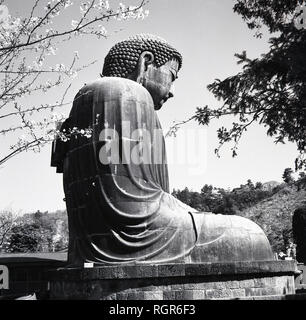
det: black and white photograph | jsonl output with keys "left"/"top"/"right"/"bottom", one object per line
{"left": 0, "top": 0, "right": 306, "bottom": 307}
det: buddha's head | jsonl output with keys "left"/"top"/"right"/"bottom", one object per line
{"left": 102, "top": 34, "right": 182, "bottom": 110}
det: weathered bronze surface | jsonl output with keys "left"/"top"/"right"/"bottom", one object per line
{"left": 51, "top": 34, "right": 274, "bottom": 265}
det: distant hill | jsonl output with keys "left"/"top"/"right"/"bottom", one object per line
{"left": 239, "top": 185, "right": 306, "bottom": 253}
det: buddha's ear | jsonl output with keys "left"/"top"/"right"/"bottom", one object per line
{"left": 136, "top": 51, "right": 154, "bottom": 83}
{"left": 141, "top": 51, "right": 154, "bottom": 67}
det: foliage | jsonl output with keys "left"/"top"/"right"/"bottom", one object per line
{"left": 3, "top": 209, "right": 68, "bottom": 253}
{"left": 0, "top": 0, "right": 148, "bottom": 166}
{"left": 233, "top": 0, "right": 303, "bottom": 35}
{"left": 282, "top": 167, "right": 306, "bottom": 190}
{"left": 7, "top": 223, "right": 42, "bottom": 252}
{"left": 193, "top": 0, "right": 306, "bottom": 170}
{"left": 173, "top": 179, "right": 276, "bottom": 215}
{"left": 296, "top": 171, "right": 306, "bottom": 190}
{"left": 282, "top": 167, "right": 295, "bottom": 184}
{"left": 0, "top": 210, "right": 17, "bottom": 250}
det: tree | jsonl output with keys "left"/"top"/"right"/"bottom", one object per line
{"left": 0, "top": 210, "right": 17, "bottom": 251}
{"left": 7, "top": 223, "right": 42, "bottom": 252}
{"left": 296, "top": 171, "right": 306, "bottom": 190}
{"left": 0, "top": 0, "right": 148, "bottom": 166}
{"left": 246, "top": 179, "right": 255, "bottom": 190}
{"left": 186, "top": 0, "right": 306, "bottom": 171}
{"left": 200, "top": 184, "right": 218, "bottom": 211}
{"left": 282, "top": 167, "right": 295, "bottom": 184}
{"left": 172, "top": 179, "right": 274, "bottom": 215}
{"left": 1, "top": 209, "right": 69, "bottom": 253}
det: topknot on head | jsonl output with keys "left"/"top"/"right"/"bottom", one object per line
{"left": 102, "top": 34, "right": 182, "bottom": 78}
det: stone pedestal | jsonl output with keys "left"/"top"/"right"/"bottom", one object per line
{"left": 47, "top": 260, "right": 298, "bottom": 300}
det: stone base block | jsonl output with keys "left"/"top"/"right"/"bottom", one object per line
{"left": 47, "top": 260, "right": 298, "bottom": 300}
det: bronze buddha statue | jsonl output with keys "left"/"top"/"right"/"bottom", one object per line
{"left": 51, "top": 34, "right": 274, "bottom": 265}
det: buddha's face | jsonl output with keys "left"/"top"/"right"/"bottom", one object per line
{"left": 141, "top": 59, "right": 179, "bottom": 110}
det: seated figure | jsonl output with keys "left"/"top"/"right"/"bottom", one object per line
{"left": 51, "top": 34, "right": 274, "bottom": 265}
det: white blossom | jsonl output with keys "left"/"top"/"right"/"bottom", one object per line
{"left": 64, "top": 0, "right": 73, "bottom": 9}
{"left": 0, "top": 0, "right": 148, "bottom": 165}
{"left": 47, "top": 46, "right": 57, "bottom": 55}
{"left": 71, "top": 19, "right": 78, "bottom": 28}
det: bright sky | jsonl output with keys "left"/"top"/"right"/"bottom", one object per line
{"left": 0, "top": 0, "right": 300, "bottom": 213}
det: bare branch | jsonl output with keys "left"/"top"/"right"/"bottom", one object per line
{"left": 0, "top": 0, "right": 149, "bottom": 164}
{"left": 165, "top": 115, "right": 196, "bottom": 137}
{"left": 0, "top": 138, "right": 46, "bottom": 166}
{"left": 0, "top": 101, "right": 71, "bottom": 120}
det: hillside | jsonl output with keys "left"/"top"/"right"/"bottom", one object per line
{"left": 239, "top": 186, "right": 306, "bottom": 253}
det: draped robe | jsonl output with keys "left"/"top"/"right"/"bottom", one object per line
{"left": 52, "top": 77, "right": 274, "bottom": 265}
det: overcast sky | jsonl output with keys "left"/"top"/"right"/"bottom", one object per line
{"left": 0, "top": 0, "right": 300, "bottom": 214}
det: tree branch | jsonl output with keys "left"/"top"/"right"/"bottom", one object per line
{"left": 0, "top": 138, "right": 46, "bottom": 166}
{"left": 0, "top": 0, "right": 146, "bottom": 52}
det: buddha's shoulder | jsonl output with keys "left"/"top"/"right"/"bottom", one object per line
{"left": 77, "top": 77, "right": 151, "bottom": 101}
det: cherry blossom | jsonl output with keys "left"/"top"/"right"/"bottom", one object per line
{"left": 0, "top": 0, "right": 148, "bottom": 166}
